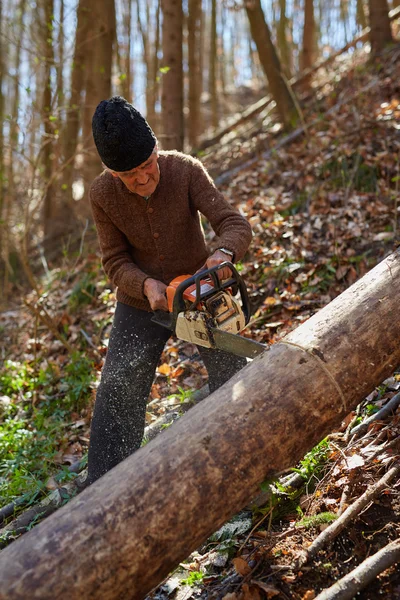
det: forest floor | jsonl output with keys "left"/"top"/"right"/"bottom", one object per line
{"left": 1, "top": 41, "right": 400, "bottom": 599}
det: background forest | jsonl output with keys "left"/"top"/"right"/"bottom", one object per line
{"left": 1, "top": 0, "right": 400, "bottom": 599}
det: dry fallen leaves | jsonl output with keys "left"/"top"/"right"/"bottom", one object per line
{"left": 232, "top": 557, "right": 252, "bottom": 576}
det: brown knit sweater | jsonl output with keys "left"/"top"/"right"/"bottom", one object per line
{"left": 90, "top": 150, "right": 252, "bottom": 311}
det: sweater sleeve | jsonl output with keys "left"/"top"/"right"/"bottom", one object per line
{"left": 90, "top": 187, "right": 150, "bottom": 300}
{"left": 188, "top": 158, "right": 252, "bottom": 261}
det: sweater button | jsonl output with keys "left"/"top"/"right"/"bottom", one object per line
{"left": 148, "top": 207, "right": 154, "bottom": 213}
{"left": 153, "top": 232, "right": 159, "bottom": 239}
{"left": 159, "top": 254, "right": 165, "bottom": 261}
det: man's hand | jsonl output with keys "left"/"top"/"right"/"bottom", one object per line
{"left": 143, "top": 278, "right": 168, "bottom": 311}
{"left": 200, "top": 249, "right": 233, "bottom": 280}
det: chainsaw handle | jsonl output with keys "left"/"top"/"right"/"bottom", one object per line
{"left": 172, "top": 261, "right": 251, "bottom": 325}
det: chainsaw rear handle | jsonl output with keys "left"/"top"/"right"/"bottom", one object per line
{"left": 172, "top": 261, "right": 251, "bottom": 325}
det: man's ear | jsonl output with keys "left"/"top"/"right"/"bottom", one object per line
{"left": 110, "top": 171, "right": 119, "bottom": 178}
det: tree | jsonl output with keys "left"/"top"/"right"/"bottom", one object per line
{"left": 356, "top": 0, "right": 368, "bottom": 30}
{"left": 81, "top": 0, "right": 116, "bottom": 206}
{"left": 209, "top": 0, "right": 218, "bottom": 130}
{"left": 61, "top": 0, "right": 92, "bottom": 222}
{"left": 277, "top": 0, "right": 292, "bottom": 79}
{"left": 368, "top": 0, "right": 393, "bottom": 53}
{"left": 244, "top": 0, "right": 298, "bottom": 130}
{"left": 137, "top": 0, "right": 161, "bottom": 131}
{"left": 187, "top": 0, "right": 202, "bottom": 148}
{"left": 300, "top": 0, "right": 315, "bottom": 72}
{"left": 41, "top": 0, "right": 56, "bottom": 241}
{"left": 161, "top": 0, "right": 184, "bottom": 150}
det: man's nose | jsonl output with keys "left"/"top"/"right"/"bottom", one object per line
{"left": 136, "top": 171, "right": 148, "bottom": 184}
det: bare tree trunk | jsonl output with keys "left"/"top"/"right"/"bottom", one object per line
{"left": 357, "top": 0, "right": 368, "bottom": 29}
{"left": 57, "top": 0, "right": 64, "bottom": 111}
{"left": 368, "top": 0, "right": 393, "bottom": 52}
{"left": 277, "top": 0, "right": 292, "bottom": 78}
{"left": 161, "top": 0, "right": 184, "bottom": 150}
{"left": 299, "top": 0, "right": 315, "bottom": 91}
{"left": 218, "top": 3, "right": 226, "bottom": 99}
{"left": 0, "top": 0, "right": 6, "bottom": 301}
{"left": 188, "top": 0, "right": 202, "bottom": 148}
{"left": 1, "top": 251, "right": 400, "bottom": 599}
{"left": 300, "top": 0, "right": 315, "bottom": 71}
{"left": 150, "top": 0, "right": 161, "bottom": 131}
{"left": 41, "top": 0, "right": 56, "bottom": 242}
{"left": 209, "top": 0, "right": 218, "bottom": 130}
{"left": 81, "top": 0, "right": 115, "bottom": 210}
{"left": 120, "top": 0, "right": 132, "bottom": 100}
{"left": 245, "top": 0, "right": 298, "bottom": 130}
{"left": 61, "top": 0, "right": 92, "bottom": 229}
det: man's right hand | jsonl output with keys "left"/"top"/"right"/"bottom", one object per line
{"left": 143, "top": 278, "right": 168, "bottom": 311}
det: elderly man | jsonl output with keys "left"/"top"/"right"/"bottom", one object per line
{"left": 87, "top": 96, "right": 252, "bottom": 485}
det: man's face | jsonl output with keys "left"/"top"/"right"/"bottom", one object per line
{"left": 111, "top": 151, "right": 160, "bottom": 196}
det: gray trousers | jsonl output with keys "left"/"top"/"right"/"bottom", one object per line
{"left": 86, "top": 302, "right": 247, "bottom": 484}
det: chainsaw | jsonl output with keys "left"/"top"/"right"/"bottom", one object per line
{"left": 151, "top": 262, "right": 265, "bottom": 359}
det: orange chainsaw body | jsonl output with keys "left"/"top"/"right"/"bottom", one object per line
{"left": 167, "top": 275, "right": 215, "bottom": 312}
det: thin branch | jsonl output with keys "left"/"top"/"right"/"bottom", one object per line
{"left": 350, "top": 391, "right": 400, "bottom": 439}
{"left": 314, "top": 538, "right": 400, "bottom": 600}
{"left": 294, "top": 462, "right": 400, "bottom": 568}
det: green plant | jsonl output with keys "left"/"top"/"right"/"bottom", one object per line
{"left": 0, "top": 353, "right": 94, "bottom": 503}
{"left": 61, "top": 352, "right": 94, "bottom": 411}
{"left": 292, "top": 438, "right": 331, "bottom": 483}
{"left": 181, "top": 570, "right": 204, "bottom": 586}
{"left": 68, "top": 272, "right": 97, "bottom": 311}
{"left": 297, "top": 512, "right": 337, "bottom": 529}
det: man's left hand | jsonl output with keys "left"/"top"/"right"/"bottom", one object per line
{"left": 201, "top": 250, "right": 233, "bottom": 280}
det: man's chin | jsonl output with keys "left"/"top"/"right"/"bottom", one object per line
{"left": 129, "top": 182, "right": 157, "bottom": 196}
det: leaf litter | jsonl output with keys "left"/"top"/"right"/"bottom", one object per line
{"left": 1, "top": 39, "right": 400, "bottom": 600}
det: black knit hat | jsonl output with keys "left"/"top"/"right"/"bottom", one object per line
{"left": 92, "top": 96, "right": 157, "bottom": 171}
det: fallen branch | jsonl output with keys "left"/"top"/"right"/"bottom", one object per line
{"left": 349, "top": 391, "right": 400, "bottom": 440}
{"left": 0, "top": 459, "right": 86, "bottom": 527}
{"left": 295, "top": 462, "right": 400, "bottom": 568}
{"left": 0, "top": 472, "right": 86, "bottom": 548}
{"left": 314, "top": 537, "right": 400, "bottom": 600}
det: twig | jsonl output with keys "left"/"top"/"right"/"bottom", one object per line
{"left": 23, "top": 298, "right": 74, "bottom": 354}
{"left": 314, "top": 538, "right": 400, "bottom": 600}
{"left": 349, "top": 391, "right": 400, "bottom": 439}
{"left": 294, "top": 463, "right": 400, "bottom": 568}
{"left": 0, "top": 472, "right": 87, "bottom": 548}
{"left": 80, "top": 329, "right": 102, "bottom": 357}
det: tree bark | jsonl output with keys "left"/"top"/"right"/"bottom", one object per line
{"left": 277, "top": 0, "right": 292, "bottom": 78}
{"left": 300, "top": 0, "right": 315, "bottom": 83}
{"left": 161, "top": 0, "right": 184, "bottom": 150}
{"left": 368, "top": 0, "right": 393, "bottom": 53}
{"left": 357, "top": 0, "right": 368, "bottom": 29}
{"left": 209, "top": 0, "right": 218, "bottom": 130}
{"left": 41, "top": 0, "right": 56, "bottom": 242}
{"left": 80, "top": 0, "right": 115, "bottom": 216}
{"left": 2, "top": 250, "right": 400, "bottom": 598}
{"left": 60, "top": 0, "right": 92, "bottom": 227}
{"left": 244, "top": 0, "right": 298, "bottom": 130}
{"left": 188, "top": 0, "right": 202, "bottom": 148}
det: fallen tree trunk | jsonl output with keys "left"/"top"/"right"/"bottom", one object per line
{"left": 1, "top": 250, "right": 400, "bottom": 599}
